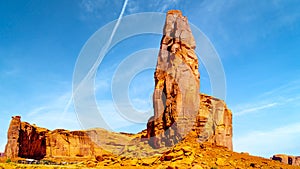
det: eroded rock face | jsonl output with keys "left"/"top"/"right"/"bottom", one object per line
{"left": 147, "top": 10, "right": 232, "bottom": 150}
{"left": 5, "top": 116, "right": 48, "bottom": 160}
{"left": 46, "top": 129, "right": 102, "bottom": 158}
{"left": 4, "top": 116, "right": 104, "bottom": 159}
{"left": 197, "top": 94, "right": 233, "bottom": 150}
{"left": 18, "top": 122, "right": 48, "bottom": 159}
{"left": 147, "top": 10, "right": 200, "bottom": 149}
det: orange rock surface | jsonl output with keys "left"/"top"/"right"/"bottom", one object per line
{"left": 4, "top": 116, "right": 104, "bottom": 160}
{"left": 146, "top": 10, "right": 232, "bottom": 150}
{"left": 4, "top": 116, "right": 21, "bottom": 159}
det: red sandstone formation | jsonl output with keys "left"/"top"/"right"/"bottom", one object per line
{"left": 45, "top": 129, "right": 103, "bottom": 158}
{"left": 4, "top": 116, "right": 137, "bottom": 160}
{"left": 197, "top": 94, "right": 232, "bottom": 150}
{"left": 4, "top": 116, "right": 105, "bottom": 160}
{"left": 147, "top": 10, "right": 200, "bottom": 149}
{"left": 4, "top": 116, "right": 21, "bottom": 159}
{"left": 18, "top": 121, "right": 48, "bottom": 159}
{"left": 146, "top": 10, "right": 232, "bottom": 150}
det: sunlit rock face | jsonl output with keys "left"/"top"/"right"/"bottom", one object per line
{"left": 4, "top": 116, "right": 21, "bottom": 159}
{"left": 198, "top": 94, "right": 233, "bottom": 150}
{"left": 4, "top": 116, "right": 104, "bottom": 160}
{"left": 146, "top": 10, "right": 232, "bottom": 150}
{"left": 146, "top": 10, "right": 200, "bottom": 148}
{"left": 45, "top": 129, "right": 103, "bottom": 158}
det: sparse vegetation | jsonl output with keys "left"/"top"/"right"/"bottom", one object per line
{"left": 5, "top": 158, "right": 11, "bottom": 163}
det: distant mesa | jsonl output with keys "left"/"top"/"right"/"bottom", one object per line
{"left": 271, "top": 154, "right": 300, "bottom": 166}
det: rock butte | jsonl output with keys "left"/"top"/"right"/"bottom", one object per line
{"left": 146, "top": 10, "right": 232, "bottom": 150}
{"left": 4, "top": 116, "right": 103, "bottom": 160}
{"left": 3, "top": 10, "right": 298, "bottom": 168}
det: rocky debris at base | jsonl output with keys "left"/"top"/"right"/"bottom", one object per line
{"left": 1, "top": 138, "right": 299, "bottom": 169}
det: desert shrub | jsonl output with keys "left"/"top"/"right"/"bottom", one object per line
{"left": 6, "top": 158, "right": 11, "bottom": 163}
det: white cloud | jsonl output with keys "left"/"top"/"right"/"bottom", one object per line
{"left": 126, "top": 0, "right": 139, "bottom": 14}
{"left": 131, "top": 97, "right": 152, "bottom": 112}
{"left": 27, "top": 106, "right": 49, "bottom": 117}
{"left": 232, "top": 80, "right": 300, "bottom": 157}
{"left": 25, "top": 91, "right": 81, "bottom": 130}
{"left": 159, "top": 0, "right": 180, "bottom": 12}
{"left": 87, "top": 99, "right": 150, "bottom": 131}
{"left": 80, "top": 0, "right": 106, "bottom": 13}
{"left": 234, "top": 102, "right": 278, "bottom": 117}
{"left": 124, "top": 0, "right": 181, "bottom": 14}
{"left": 259, "top": 80, "right": 300, "bottom": 98}
{"left": 234, "top": 122, "right": 300, "bottom": 157}
{"left": 79, "top": 0, "right": 123, "bottom": 21}
{"left": 232, "top": 80, "right": 300, "bottom": 117}
{"left": 3, "top": 68, "right": 18, "bottom": 76}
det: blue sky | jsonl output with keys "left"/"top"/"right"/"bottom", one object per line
{"left": 0, "top": 0, "right": 300, "bottom": 158}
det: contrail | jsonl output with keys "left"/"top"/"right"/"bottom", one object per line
{"left": 85, "top": 0, "right": 129, "bottom": 80}
{"left": 61, "top": 0, "right": 129, "bottom": 119}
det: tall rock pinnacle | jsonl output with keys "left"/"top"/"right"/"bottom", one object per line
{"left": 147, "top": 10, "right": 232, "bottom": 150}
{"left": 147, "top": 10, "right": 200, "bottom": 148}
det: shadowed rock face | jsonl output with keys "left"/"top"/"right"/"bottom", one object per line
{"left": 5, "top": 116, "right": 48, "bottom": 160}
{"left": 18, "top": 121, "right": 47, "bottom": 159}
{"left": 146, "top": 10, "right": 232, "bottom": 150}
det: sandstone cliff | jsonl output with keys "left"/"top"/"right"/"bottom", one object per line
{"left": 146, "top": 10, "right": 232, "bottom": 150}
{"left": 45, "top": 129, "right": 102, "bottom": 158}
{"left": 4, "top": 116, "right": 137, "bottom": 160}
{"left": 5, "top": 116, "right": 52, "bottom": 160}
{"left": 4, "top": 116, "right": 95, "bottom": 159}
